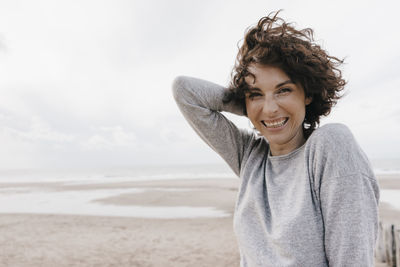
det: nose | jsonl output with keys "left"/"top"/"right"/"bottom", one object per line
{"left": 262, "top": 95, "right": 279, "bottom": 115}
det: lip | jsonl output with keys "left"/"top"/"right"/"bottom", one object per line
{"left": 261, "top": 117, "right": 288, "bottom": 132}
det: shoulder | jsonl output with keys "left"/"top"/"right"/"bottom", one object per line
{"left": 244, "top": 132, "right": 269, "bottom": 156}
{"left": 306, "top": 123, "right": 359, "bottom": 156}
{"left": 305, "top": 123, "right": 374, "bottom": 179}
{"left": 305, "top": 123, "right": 359, "bottom": 155}
{"left": 308, "top": 123, "right": 354, "bottom": 145}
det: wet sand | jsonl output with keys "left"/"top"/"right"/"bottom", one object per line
{"left": 377, "top": 174, "right": 400, "bottom": 225}
{"left": 0, "top": 175, "right": 398, "bottom": 266}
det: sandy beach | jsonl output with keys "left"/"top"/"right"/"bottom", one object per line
{"left": 0, "top": 175, "right": 398, "bottom": 266}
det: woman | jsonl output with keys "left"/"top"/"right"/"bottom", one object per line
{"left": 172, "top": 11, "right": 379, "bottom": 266}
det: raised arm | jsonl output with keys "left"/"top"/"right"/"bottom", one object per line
{"left": 172, "top": 76, "right": 253, "bottom": 176}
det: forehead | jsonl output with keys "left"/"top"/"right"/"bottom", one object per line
{"left": 245, "top": 64, "right": 290, "bottom": 87}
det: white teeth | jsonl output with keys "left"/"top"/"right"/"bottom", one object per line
{"left": 263, "top": 119, "right": 287, "bottom": 128}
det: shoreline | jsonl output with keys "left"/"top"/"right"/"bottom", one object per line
{"left": 0, "top": 178, "right": 240, "bottom": 266}
{"left": 0, "top": 176, "right": 398, "bottom": 266}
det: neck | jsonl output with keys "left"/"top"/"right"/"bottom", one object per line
{"left": 269, "top": 134, "right": 306, "bottom": 156}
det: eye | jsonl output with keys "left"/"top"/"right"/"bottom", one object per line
{"left": 247, "top": 92, "right": 263, "bottom": 100}
{"left": 277, "top": 87, "right": 292, "bottom": 94}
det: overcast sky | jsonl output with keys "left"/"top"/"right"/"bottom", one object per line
{"left": 0, "top": 0, "right": 399, "bottom": 170}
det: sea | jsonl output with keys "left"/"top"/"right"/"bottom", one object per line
{"left": 0, "top": 159, "right": 399, "bottom": 218}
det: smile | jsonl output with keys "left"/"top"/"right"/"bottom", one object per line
{"left": 262, "top": 118, "right": 288, "bottom": 128}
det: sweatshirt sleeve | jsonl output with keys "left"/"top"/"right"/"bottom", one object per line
{"left": 320, "top": 172, "right": 379, "bottom": 266}
{"left": 172, "top": 76, "right": 253, "bottom": 176}
{"left": 307, "top": 124, "right": 380, "bottom": 266}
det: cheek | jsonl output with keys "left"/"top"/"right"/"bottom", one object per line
{"left": 246, "top": 103, "right": 262, "bottom": 127}
{"left": 292, "top": 103, "right": 307, "bottom": 121}
{"left": 245, "top": 101, "right": 256, "bottom": 118}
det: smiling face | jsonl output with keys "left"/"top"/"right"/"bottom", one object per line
{"left": 245, "top": 64, "right": 312, "bottom": 156}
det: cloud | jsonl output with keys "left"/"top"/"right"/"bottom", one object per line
{"left": 0, "top": 34, "right": 6, "bottom": 52}
{"left": 1, "top": 115, "right": 75, "bottom": 144}
{"left": 81, "top": 126, "right": 136, "bottom": 151}
{"left": 0, "top": 0, "right": 399, "bottom": 169}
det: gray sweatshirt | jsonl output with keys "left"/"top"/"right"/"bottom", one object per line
{"left": 172, "top": 76, "right": 379, "bottom": 267}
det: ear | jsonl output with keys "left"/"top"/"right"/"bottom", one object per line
{"left": 305, "top": 96, "right": 312, "bottom": 106}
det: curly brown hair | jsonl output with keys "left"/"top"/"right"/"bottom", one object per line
{"left": 225, "top": 10, "right": 345, "bottom": 137}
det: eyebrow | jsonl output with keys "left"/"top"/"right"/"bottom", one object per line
{"left": 247, "top": 79, "right": 294, "bottom": 91}
{"left": 275, "top": 80, "right": 294, "bottom": 88}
